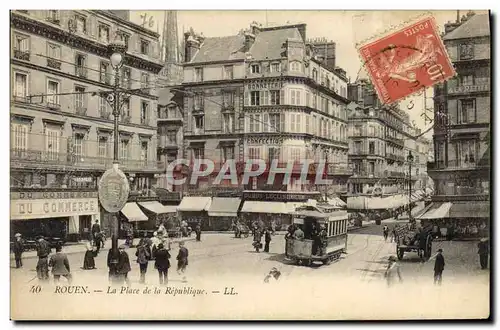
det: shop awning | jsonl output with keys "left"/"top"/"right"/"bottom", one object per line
{"left": 121, "top": 203, "right": 148, "bottom": 222}
{"left": 365, "top": 197, "right": 387, "bottom": 210}
{"left": 241, "top": 201, "right": 288, "bottom": 214}
{"left": 138, "top": 201, "right": 177, "bottom": 214}
{"left": 177, "top": 197, "right": 212, "bottom": 212}
{"left": 418, "top": 202, "right": 453, "bottom": 220}
{"left": 327, "top": 197, "right": 346, "bottom": 208}
{"left": 449, "top": 201, "right": 490, "bottom": 218}
{"left": 207, "top": 197, "right": 241, "bottom": 217}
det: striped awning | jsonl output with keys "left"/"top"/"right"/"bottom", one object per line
{"left": 121, "top": 203, "right": 148, "bottom": 222}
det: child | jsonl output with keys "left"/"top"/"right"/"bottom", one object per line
{"left": 176, "top": 241, "right": 189, "bottom": 283}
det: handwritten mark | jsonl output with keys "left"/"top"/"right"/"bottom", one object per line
{"left": 407, "top": 101, "right": 415, "bottom": 110}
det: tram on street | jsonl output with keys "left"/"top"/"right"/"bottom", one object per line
{"left": 285, "top": 204, "right": 348, "bottom": 266}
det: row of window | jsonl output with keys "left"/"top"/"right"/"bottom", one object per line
{"left": 10, "top": 125, "right": 151, "bottom": 162}
{"left": 435, "top": 140, "right": 479, "bottom": 168}
{"left": 17, "top": 10, "right": 152, "bottom": 56}
{"left": 13, "top": 32, "right": 152, "bottom": 90}
{"left": 246, "top": 89, "right": 347, "bottom": 119}
{"left": 13, "top": 72, "right": 152, "bottom": 125}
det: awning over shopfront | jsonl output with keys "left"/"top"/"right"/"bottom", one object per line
{"left": 121, "top": 203, "right": 148, "bottom": 222}
{"left": 449, "top": 201, "right": 490, "bottom": 218}
{"left": 177, "top": 197, "right": 212, "bottom": 212}
{"left": 207, "top": 198, "right": 241, "bottom": 217}
{"left": 241, "top": 201, "right": 288, "bottom": 214}
{"left": 418, "top": 202, "right": 453, "bottom": 220}
{"left": 327, "top": 197, "right": 346, "bottom": 208}
{"left": 138, "top": 201, "right": 177, "bottom": 214}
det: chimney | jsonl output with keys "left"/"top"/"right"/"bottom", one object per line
{"left": 244, "top": 31, "right": 256, "bottom": 52}
{"left": 184, "top": 31, "right": 200, "bottom": 62}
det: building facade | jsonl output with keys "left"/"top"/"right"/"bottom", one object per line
{"left": 346, "top": 80, "right": 428, "bottom": 198}
{"left": 10, "top": 10, "right": 164, "bottom": 240}
{"left": 424, "top": 12, "right": 490, "bottom": 238}
{"left": 175, "top": 23, "right": 351, "bottom": 229}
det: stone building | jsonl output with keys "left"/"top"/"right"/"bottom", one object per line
{"left": 10, "top": 10, "right": 164, "bottom": 240}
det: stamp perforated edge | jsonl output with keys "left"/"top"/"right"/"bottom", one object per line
{"left": 354, "top": 11, "right": 458, "bottom": 105}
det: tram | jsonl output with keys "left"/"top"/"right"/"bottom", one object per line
{"left": 285, "top": 204, "right": 348, "bottom": 266}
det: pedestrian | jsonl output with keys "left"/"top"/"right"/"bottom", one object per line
{"left": 429, "top": 248, "right": 445, "bottom": 285}
{"left": 383, "top": 225, "right": 389, "bottom": 242}
{"left": 151, "top": 231, "right": 161, "bottom": 259}
{"left": 384, "top": 256, "right": 403, "bottom": 287}
{"left": 116, "top": 244, "right": 131, "bottom": 286}
{"left": 253, "top": 228, "right": 263, "bottom": 252}
{"left": 154, "top": 243, "right": 171, "bottom": 285}
{"left": 195, "top": 224, "right": 201, "bottom": 242}
{"left": 91, "top": 219, "right": 101, "bottom": 246}
{"left": 94, "top": 231, "right": 102, "bottom": 254}
{"left": 391, "top": 226, "right": 397, "bottom": 243}
{"left": 36, "top": 236, "right": 51, "bottom": 281}
{"left": 13, "top": 233, "right": 24, "bottom": 269}
{"left": 264, "top": 228, "right": 272, "bottom": 253}
{"left": 478, "top": 238, "right": 489, "bottom": 270}
{"left": 82, "top": 242, "right": 97, "bottom": 270}
{"left": 135, "top": 240, "right": 151, "bottom": 284}
{"left": 271, "top": 220, "right": 276, "bottom": 235}
{"left": 293, "top": 225, "right": 304, "bottom": 239}
{"left": 49, "top": 244, "right": 72, "bottom": 284}
{"left": 176, "top": 241, "right": 189, "bottom": 283}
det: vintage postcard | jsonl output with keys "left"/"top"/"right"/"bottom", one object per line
{"left": 9, "top": 9, "right": 491, "bottom": 320}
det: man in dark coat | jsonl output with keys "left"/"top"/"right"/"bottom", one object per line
{"left": 49, "top": 245, "right": 72, "bottom": 283}
{"left": 176, "top": 241, "right": 189, "bottom": 282}
{"left": 135, "top": 241, "right": 150, "bottom": 284}
{"left": 154, "top": 243, "right": 171, "bottom": 285}
{"left": 116, "top": 244, "right": 131, "bottom": 286}
{"left": 195, "top": 224, "right": 201, "bottom": 242}
{"left": 91, "top": 220, "right": 101, "bottom": 245}
{"left": 264, "top": 229, "right": 272, "bottom": 253}
{"left": 478, "top": 238, "right": 489, "bottom": 270}
{"left": 13, "top": 233, "right": 24, "bottom": 268}
{"left": 36, "top": 236, "right": 51, "bottom": 281}
{"left": 430, "top": 248, "right": 445, "bottom": 285}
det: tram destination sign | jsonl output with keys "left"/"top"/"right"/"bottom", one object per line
{"left": 98, "top": 166, "right": 130, "bottom": 213}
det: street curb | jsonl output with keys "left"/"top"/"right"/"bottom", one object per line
{"left": 10, "top": 237, "right": 196, "bottom": 261}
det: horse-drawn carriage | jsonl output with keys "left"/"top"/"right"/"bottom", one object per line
{"left": 394, "top": 224, "right": 433, "bottom": 260}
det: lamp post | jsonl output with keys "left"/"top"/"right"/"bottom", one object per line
{"left": 407, "top": 151, "right": 414, "bottom": 222}
{"left": 98, "top": 36, "right": 130, "bottom": 283}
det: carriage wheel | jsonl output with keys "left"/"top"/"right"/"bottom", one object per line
{"left": 397, "top": 248, "right": 404, "bottom": 260}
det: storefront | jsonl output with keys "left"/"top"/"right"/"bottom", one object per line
{"left": 119, "top": 202, "right": 148, "bottom": 237}
{"left": 419, "top": 201, "right": 489, "bottom": 239}
{"left": 137, "top": 201, "right": 177, "bottom": 231}
{"left": 177, "top": 197, "right": 212, "bottom": 230}
{"left": 207, "top": 197, "right": 242, "bottom": 231}
{"left": 10, "top": 190, "right": 99, "bottom": 242}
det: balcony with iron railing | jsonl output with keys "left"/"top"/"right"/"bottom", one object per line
{"left": 428, "top": 159, "right": 489, "bottom": 171}
{"left": 75, "top": 66, "right": 87, "bottom": 78}
{"left": 10, "top": 149, "right": 164, "bottom": 172}
{"left": 13, "top": 49, "right": 30, "bottom": 61}
{"left": 157, "top": 110, "right": 183, "bottom": 122}
{"left": 158, "top": 136, "right": 179, "bottom": 149}
{"left": 386, "top": 135, "right": 405, "bottom": 146}
{"left": 46, "top": 58, "right": 61, "bottom": 70}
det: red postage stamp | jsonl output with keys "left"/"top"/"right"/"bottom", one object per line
{"left": 358, "top": 16, "right": 455, "bottom": 105}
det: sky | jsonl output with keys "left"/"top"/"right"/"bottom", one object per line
{"left": 129, "top": 10, "right": 471, "bottom": 136}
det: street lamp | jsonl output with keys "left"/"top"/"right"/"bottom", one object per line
{"left": 98, "top": 36, "right": 130, "bottom": 283}
{"left": 407, "top": 151, "right": 414, "bottom": 222}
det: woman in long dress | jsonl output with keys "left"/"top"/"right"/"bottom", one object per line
{"left": 82, "top": 243, "right": 97, "bottom": 270}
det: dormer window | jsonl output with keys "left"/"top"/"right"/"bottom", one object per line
{"left": 251, "top": 64, "right": 260, "bottom": 74}
{"left": 290, "top": 61, "right": 302, "bottom": 72}
{"left": 270, "top": 62, "right": 281, "bottom": 73}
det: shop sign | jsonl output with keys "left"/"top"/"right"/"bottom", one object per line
{"left": 11, "top": 191, "right": 98, "bottom": 200}
{"left": 72, "top": 177, "right": 93, "bottom": 183}
{"left": 248, "top": 80, "right": 283, "bottom": 91}
{"left": 10, "top": 198, "right": 98, "bottom": 220}
{"left": 247, "top": 137, "right": 284, "bottom": 145}
{"left": 244, "top": 191, "right": 320, "bottom": 202}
